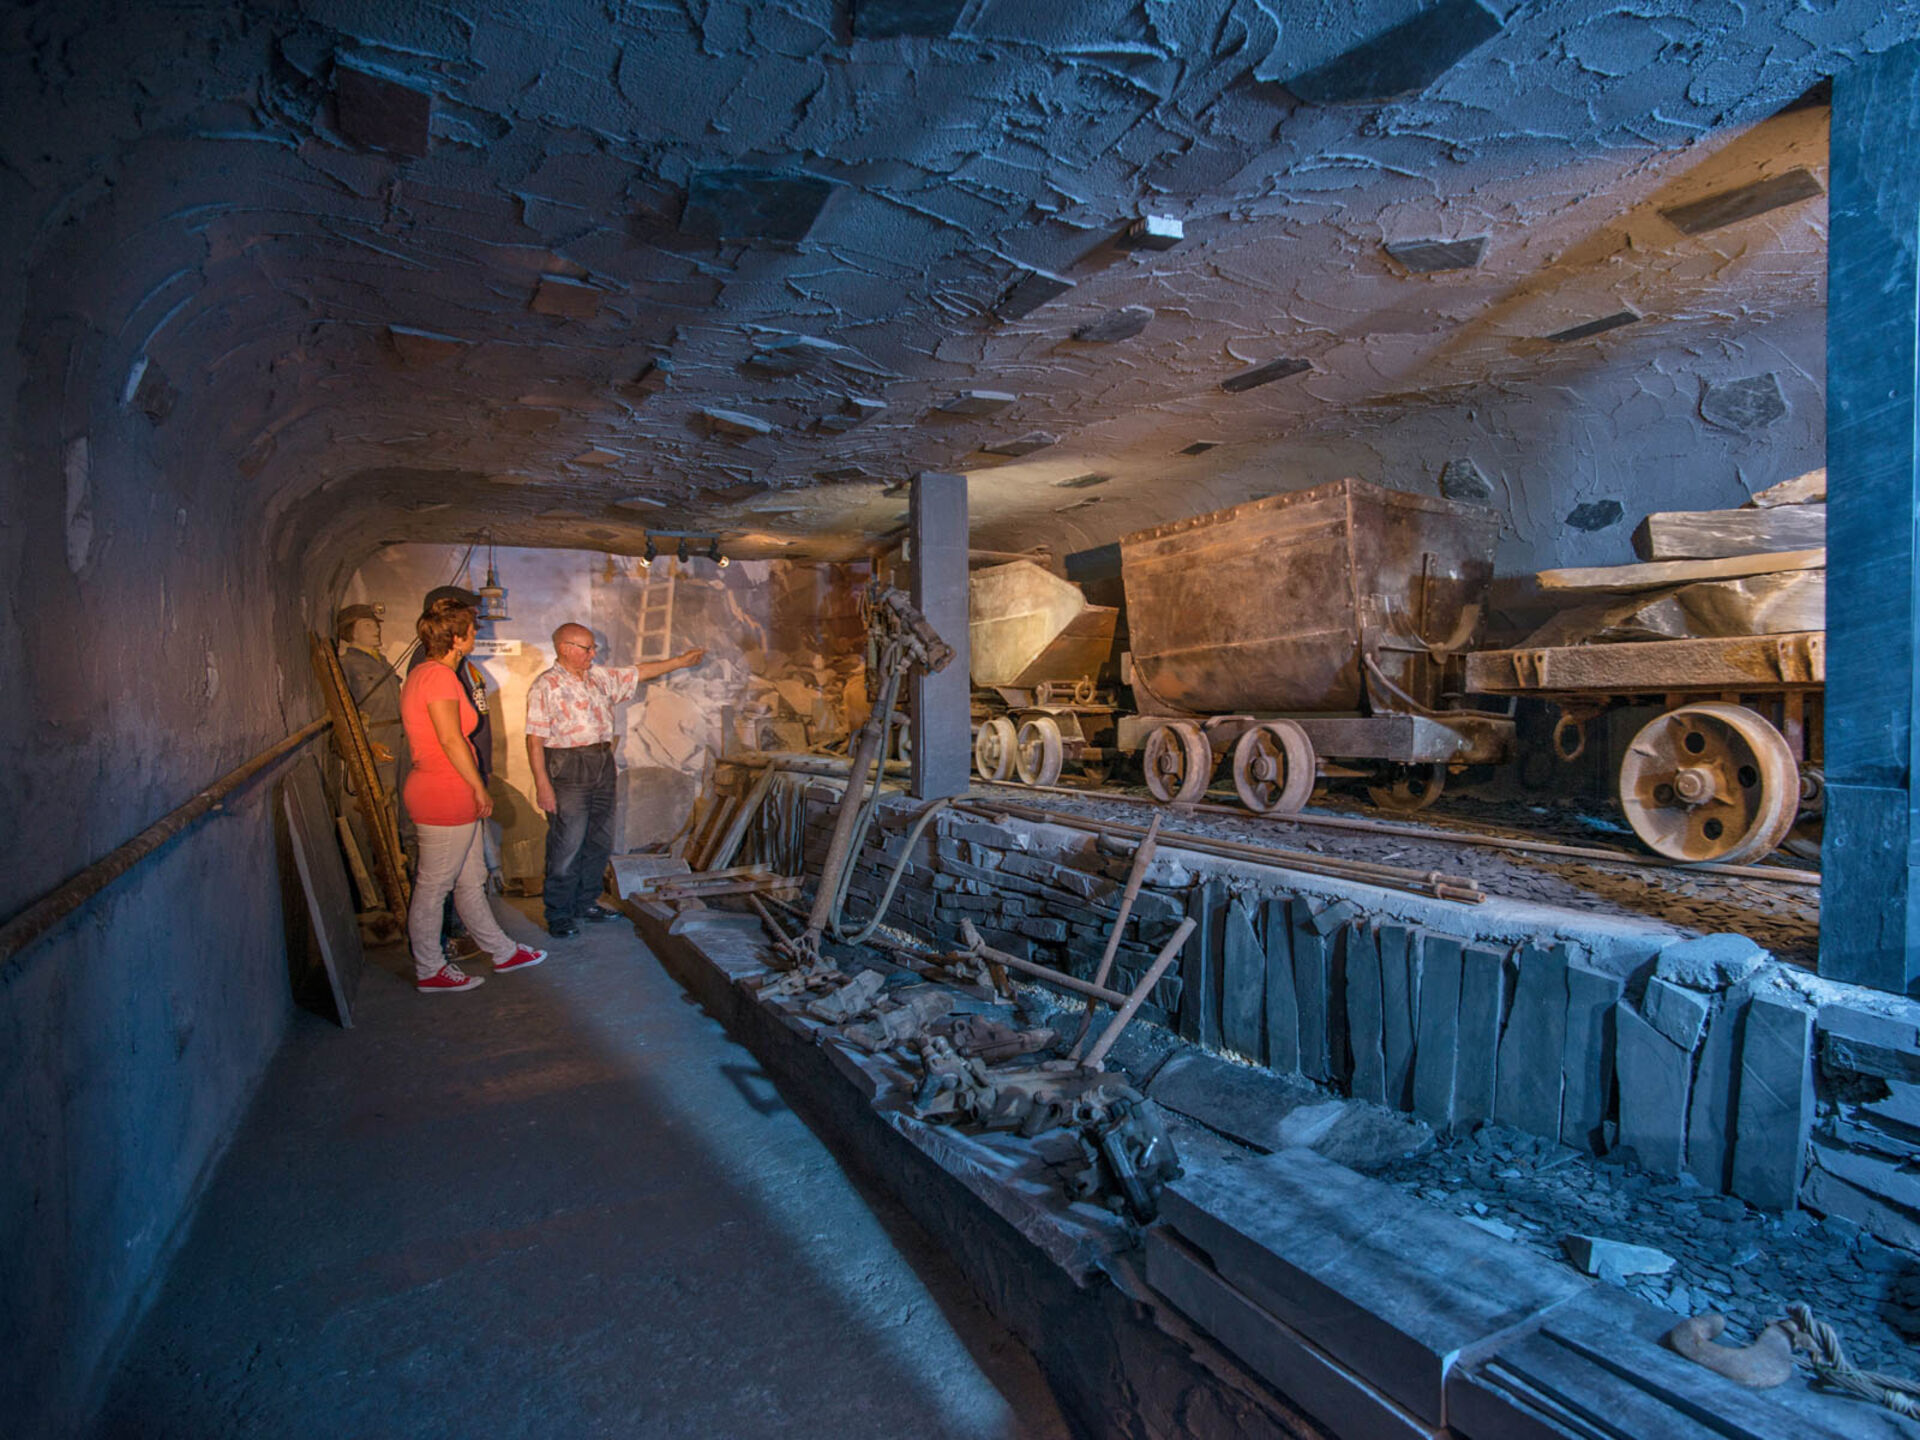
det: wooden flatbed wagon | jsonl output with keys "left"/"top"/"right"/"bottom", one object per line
{"left": 1466, "top": 631, "right": 1823, "bottom": 863}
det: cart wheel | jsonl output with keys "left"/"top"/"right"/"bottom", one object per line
{"left": 1367, "top": 763, "right": 1445, "bottom": 813}
{"left": 1014, "top": 716, "right": 1065, "bottom": 786}
{"left": 973, "top": 716, "right": 1016, "bottom": 782}
{"left": 1618, "top": 702, "right": 1799, "bottom": 863}
{"left": 1231, "top": 721, "right": 1316, "bottom": 814}
{"left": 1143, "top": 721, "right": 1212, "bottom": 805}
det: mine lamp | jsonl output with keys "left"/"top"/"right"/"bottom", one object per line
{"left": 476, "top": 537, "right": 510, "bottom": 621}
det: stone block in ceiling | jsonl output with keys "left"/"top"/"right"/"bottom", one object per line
{"left": 1055, "top": 473, "right": 1110, "bottom": 489}
{"left": 123, "top": 357, "right": 176, "bottom": 424}
{"left": 1438, "top": 458, "right": 1492, "bottom": 501}
{"left": 938, "top": 390, "right": 1015, "bottom": 416}
{"left": 531, "top": 276, "right": 602, "bottom": 319}
{"left": 387, "top": 326, "right": 470, "bottom": 367}
{"left": 623, "top": 358, "right": 672, "bottom": 397}
{"left": 815, "top": 396, "right": 886, "bottom": 433}
{"left": 681, "top": 168, "right": 837, "bottom": 244}
{"left": 1116, "top": 215, "right": 1183, "bottom": 252}
{"left": 981, "top": 431, "right": 1056, "bottom": 457}
{"left": 1177, "top": 441, "right": 1219, "bottom": 456}
{"left": 744, "top": 335, "right": 843, "bottom": 376}
{"left": 1072, "top": 306, "right": 1153, "bottom": 344}
{"left": 851, "top": 0, "right": 968, "bottom": 40}
{"left": 1658, "top": 168, "right": 1825, "bottom": 237}
{"left": 993, "top": 268, "right": 1075, "bottom": 322}
{"left": 1700, "top": 373, "right": 1787, "bottom": 432}
{"left": 1545, "top": 311, "right": 1640, "bottom": 343}
{"left": 702, "top": 408, "right": 774, "bottom": 438}
{"left": 1268, "top": 0, "right": 1504, "bottom": 106}
{"left": 334, "top": 62, "right": 433, "bottom": 158}
{"left": 1384, "top": 236, "right": 1486, "bottom": 273}
{"left": 1221, "top": 357, "right": 1311, "bottom": 393}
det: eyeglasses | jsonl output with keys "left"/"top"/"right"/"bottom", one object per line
{"left": 561, "top": 639, "right": 597, "bottom": 654}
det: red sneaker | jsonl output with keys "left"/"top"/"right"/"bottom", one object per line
{"left": 494, "top": 945, "right": 547, "bottom": 974}
{"left": 416, "top": 963, "right": 484, "bottom": 994}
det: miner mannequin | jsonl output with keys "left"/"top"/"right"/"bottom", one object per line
{"left": 525, "top": 623, "right": 704, "bottom": 936}
{"left": 335, "top": 603, "right": 401, "bottom": 881}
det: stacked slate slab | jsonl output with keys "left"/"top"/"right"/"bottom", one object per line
{"left": 1159, "top": 1150, "right": 1585, "bottom": 1430}
{"left": 804, "top": 791, "right": 1877, "bottom": 1222}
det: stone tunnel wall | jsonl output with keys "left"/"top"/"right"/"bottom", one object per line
{"left": 767, "top": 775, "right": 1920, "bottom": 1253}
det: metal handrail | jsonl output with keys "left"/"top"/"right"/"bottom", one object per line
{"left": 0, "top": 717, "right": 333, "bottom": 968}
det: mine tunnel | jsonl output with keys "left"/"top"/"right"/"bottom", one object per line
{"left": 8, "top": 3, "right": 1920, "bottom": 1438}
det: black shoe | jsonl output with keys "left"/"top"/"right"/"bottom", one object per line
{"left": 547, "top": 919, "right": 580, "bottom": 939}
{"left": 580, "top": 905, "right": 619, "bottom": 923}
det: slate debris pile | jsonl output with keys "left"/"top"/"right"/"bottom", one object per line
{"left": 1373, "top": 1121, "right": 1920, "bottom": 1384}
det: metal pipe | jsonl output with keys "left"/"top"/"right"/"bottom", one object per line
{"left": 992, "top": 780, "right": 1820, "bottom": 888}
{"left": 1083, "top": 917, "right": 1196, "bottom": 1070}
{"left": 962, "top": 799, "right": 1486, "bottom": 904}
{"left": 957, "top": 920, "right": 1129, "bottom": 1005}
{"left": 1068, "top": 813, "right": 1161, "bottom": 1058}
{"left": 0, "top": 717, "right": 333, "bottom": 969}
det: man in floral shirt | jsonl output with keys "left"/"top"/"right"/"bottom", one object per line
{"left": 526, "top": 622, "right": 704, "bottom": 937}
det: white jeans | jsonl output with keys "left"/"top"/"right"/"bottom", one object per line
{"left": 409, "top": 821, "right": 517, "bottom": 979}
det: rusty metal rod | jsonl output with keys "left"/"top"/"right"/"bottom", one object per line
{"left": 957, "top": 920, "right": 1130, "bottom": 1006}
{"left": 1082, "top": 917, "right": 1197, "bottom": 1070}
{"left": 1068, "top": 813, "right": 1161, "bottom": 1057}
{"left": 993, "top": 780, "right": 1820, "bottom": 887}
{"left": 962, "top": 799, "right": 1486, "bottom": 904}
{"left": 0, "top": 717, "right": 333, "bottom": 969}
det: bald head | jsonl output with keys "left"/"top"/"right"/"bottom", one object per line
{"left": 553, "top": 623, "right": 597, "bottom": 675}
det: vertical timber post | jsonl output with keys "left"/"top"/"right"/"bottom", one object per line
{"left": 909, "top": 471, "right": 971, "bottom": 800}
{"left": 1823, "top": 43, "right": 1920, "bottom": 995}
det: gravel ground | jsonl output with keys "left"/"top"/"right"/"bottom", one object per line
{"left": 1373, "top": 1122, "right": 1920, "bottom": 1383}
{"left": 972, "top": 781, "right": 1820, "bottom": 965}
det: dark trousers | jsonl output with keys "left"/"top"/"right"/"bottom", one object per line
{"left": 543, "top": 743, "right": 616, "bottom": 925}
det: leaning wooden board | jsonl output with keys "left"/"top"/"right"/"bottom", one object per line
{"left": 1465, "top": 631, "right": 1824, "bottom": 698}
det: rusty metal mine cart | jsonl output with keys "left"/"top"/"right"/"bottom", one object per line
{"left": 1465, "top": 631, "right": 1824, "bottom": 864}
{"left": 968, "top": 559, "right": 1124, "bottom": 786}
{"left": 1115, "top": 478, "right": 1514, "bottom": 814}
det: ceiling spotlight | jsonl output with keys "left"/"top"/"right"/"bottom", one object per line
{"left": 639, "top": 535, "right": 656, "bottom": 569}
{"left": 707, "top": 538, "right": 729, "bottom": 569}
{"left": 676, "top": 538, "right": 690, "bottom": 564}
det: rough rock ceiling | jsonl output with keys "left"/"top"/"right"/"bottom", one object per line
{"left": 5, "top": 0, "right": 1910, "bottom": 570}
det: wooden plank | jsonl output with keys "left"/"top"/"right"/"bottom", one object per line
{"left": 308, "top": 634, "right": 409, "bottom": 912}
{"left": 281, "top": 758, "right": 364, "bottom": 1029}
{"left": 703, "top": 763, "right": 779, "bottom": 874}
{"left": 1634, "top": 505, "right": 1824, "bottom": 561}
{"left": 1465, "top": 631, "right": 1824, "bottom": 697}
{"left": 1534, "top": 548, "right": 1824, "bottom": 595}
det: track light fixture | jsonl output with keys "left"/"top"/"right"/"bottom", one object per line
{"left": 707, "top": 538, "right": 729, "bottom": 569}
{"left": 639, "top": 535, "right": 657, "bottom": 569}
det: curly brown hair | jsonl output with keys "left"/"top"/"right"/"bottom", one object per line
{"left": 416, "top": 597, "right": 477, "bottom": 658}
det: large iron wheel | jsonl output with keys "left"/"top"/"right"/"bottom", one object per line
{"left": 973, "top": 716, "right": 1016, "bottom": 782}
{"left": 1014, "top": 715, "right": 1065, "bottom": 786}
{"left": 1618, "top": 702, "right": 1798, "bottom": 863}
{"left": 1143, "top": 721, "right": 1212, "bottom": 805}
{"left": 1367, "top": 763, "right": 1446, "bottom": 813}
{"left": 1231, "top": 721, "right": 1316, "bottom": 814}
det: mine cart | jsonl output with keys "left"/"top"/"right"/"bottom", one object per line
{"left": 968, "top": 560, "right": 1123, "bottom": 786}
{"left": 1465, "top": 632, "right": 1823, "bottom": 863}
{"left": 1116, "top": 478, "right": 1513, "bottom": 813}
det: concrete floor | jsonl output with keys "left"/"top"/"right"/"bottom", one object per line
{"left": 92, "top": 898, "right": 1072, "bottom": 1440}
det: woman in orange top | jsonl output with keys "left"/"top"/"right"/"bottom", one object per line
{"left": 399, "top": 597, "right": 545, "bottom": 992}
